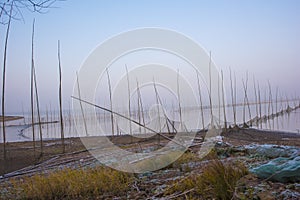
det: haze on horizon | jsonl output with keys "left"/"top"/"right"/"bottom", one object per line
{"left": 0, "top": 0, "right": 299, "bottom": 114}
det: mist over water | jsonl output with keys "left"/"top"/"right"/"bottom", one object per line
{"left": 1, "top": 100, "right": 300, "bottom": 143}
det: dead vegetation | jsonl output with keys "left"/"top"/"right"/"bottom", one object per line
{"left": 164, "top": 160, "right": 248, "bottom": 199}
{"left": 7, "top": 166, "right": 133, "bottom": 200}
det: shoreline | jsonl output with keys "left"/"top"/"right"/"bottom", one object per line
{"left": 0, "top": 128, "right": 300, "bottom": 175}
{"left": 1, "top": 128, "right": 300, "bottom": 199}
{"left": 0, "top": 116, "right": 24, "bottom": 122}
{"left": 1, "top": 126, "right": 300, "bottom": 145}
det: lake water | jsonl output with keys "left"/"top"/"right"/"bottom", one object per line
{"left": 1, "top": 103, "right": 300, "bottom": 143}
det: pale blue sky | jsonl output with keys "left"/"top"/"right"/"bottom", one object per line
{"left": 0, "top": 0, "right": 299, "bottom": 113}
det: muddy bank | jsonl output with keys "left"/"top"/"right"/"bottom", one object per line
{"left": 0, "top": 128, "right": 300, "bottom": 199}
{"left": 1, "top": 128, "right": 300, "bottom": 175}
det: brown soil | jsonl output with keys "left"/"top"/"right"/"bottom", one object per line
{"left": 222, "top": 128, "right": 300, "bottom": 146}
{"left": 0, "top": 133, "right": 175, "bottom": 175}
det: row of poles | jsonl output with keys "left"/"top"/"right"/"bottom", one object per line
{"left": 1, "top": 19, "right": 65, "bottom": 173}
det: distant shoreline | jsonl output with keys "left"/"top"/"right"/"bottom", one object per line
{"left": 0, "top": 116, "right": 24, "bottom": 122}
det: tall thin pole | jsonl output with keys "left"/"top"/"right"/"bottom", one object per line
{"left": 72, "top": 96, "right": 186, "bottom": 148}
{"left": 208, "top": 52, "right": 214, "bottom": 127}
{"left": 136, "top": 79, "right": 145, "bottom": 134}
{"left": 76, "top": 72, "right": 88, "bottom": 136}
{"left": 268, "top": 81, "right": 274, "bottom": 129}
{"left": 253, "top": 76, "right": 259, "bottom": 119}
{"left": 242, "top": 72, "right": 251, "bottom": 126}
{"left": 267, "top": 81, "right": 271, "bottom": 117}
{"left": 229, "top": 68, "right": 236, "bottom": 126}
{"left": 275, "top": 87, "right": 279, "bottom": 114}
{"left": 177, "top": 69, "right": 183, "bottom": 131}
{"left": 275, "top": 87, "right": 279, "bottom": 129}
{"left": 136, "top": 81, "right": 141, "bottom": 134}
{"left": 30, "top": 19, "right": 36, "bottom": 157}
{"left": 58, "top": 40, "right": 65, "bottom": 153}
{"left": 153, "top": 80, "right": 161, "bottom": 145}
{"left": 1, "top": 2, "right": 13, "bottom": 161}
{"left": 30, "top": 20, "right": 43, "bottom": 156}
{"left": 153, "top": 81, "right": 177, "bottom": 134}
{"left": 125, "top": 65, "right": 132, "bottom": 135}
{"left": 234, "top": 72, "right": 237, "bottom": 126}
{"left": 196, "top": 71, "right": 205, "bottom": 131}
{"left": 106, "top": 69, "right": 114, "bottom": 136}
{"left": 218, "top": 73, "right": 221, "bottom": 126}
{"left": 221, "top": 70, "right": 227, "bottom": 132}
{"left": 258, "top": 82, "right": 262, "bottom": 129}
{"left": 242, "top": 78, "right": 246, "bottom": 124}
{"left": 46, "top": 105, "right": 49, "bottom": 137}
{"left": 33, "top": 62, "right": 43, "bottom": 156}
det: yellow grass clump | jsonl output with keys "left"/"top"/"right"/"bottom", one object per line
{"left": 9, "top": 166, "right": 133, "bottom": 200}
{"left": 165, "top": 159, "right": 248, "bottom": 200}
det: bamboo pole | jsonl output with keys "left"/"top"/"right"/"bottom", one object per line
{"left": 242, "top": 72, "right": 251, "bottom": 126}
{"left": 49, "top": 103, "right": 52, "bottom": 128}
{"left": 275, "top": 87, "right": 279, "bottom": 129}
{"left": 177, "top": 69, "right": 183, "bottom": 131}
{"left": 136, "top": 79, "right": 144, "bottom": 134}
{"left": 258, "top": 82, "right": 262, "bottom": 129}
{"left": 221, "top": 70, "right": 227, "bottom": 132}
{"left": 234, "top": 72, "right": 237, "bottom": 126}
{"left": 1, "top": 2, "right": 12, "bottom": 162}
{"left": 136, "top": 79, "right": 146, "bottom": 134}
{"left": 46, "top": 105, "right": 49, "bottom": 137}
{"left": 253, "top": 76, "right": 259, "bottom": 120}
{"left": 153, "top": 80, "right": 162, "bottom": 133}
{"left": 267, "top": 81, "right": 271, "bottom": 117}
{"left": 30, "top": 19, "right": 36, "bottom": 157}
{"left": 106, "top": 69, "right": 114, "bottom": 136}
{"left": 229, "top": 68, "right": 236, "bottom": 126}
{"left": 196, "top": 71, "right": 205, "bottom": 131}
{"left": 103, "top": 101, "right": 106, "bottom": 134}
{"left": 264, "top": 89, "right": 268, "bottom": 129}
{"left": 268, "top": 81, "right": 274, "bottom": 129}
{"left": 68, "top": 101, "right": 72, "bottom": 135}
{"left": 76, "top": 72, "right": 88, "bottom": 136}
{"left": 71, "top": 96, "right": 187, "bottom": 148}
{"left": 153, "top": 80, "right": 161, "bottom": 145}
{"left": 153, "top": 80, "right": 177, "bottom": 134}
{"left": 218, "top": 73, "right": 221, "bottom": 126}
{"left": 58, "top": 40, "right": 65, "bottom": 153}
{"left": 30, "top": 21, "right": 44, "bottom": 156}
{"left": 125, "top": 65, "right": 132, "bottom": 136}
{"left": 242, "top": 79, "right": 246, "bottom": 125}
{"left": 136, "top": 84, "right": 141, "bottom": 135}
{"left": 208, "top": 52, "right": 214, "bottom": 127}
{"left": 33, "top": 60, "right": 43, "bottom": 156}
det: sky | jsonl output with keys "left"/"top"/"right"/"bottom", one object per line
{"left": 0, "top": 0, "right": 300, "bottom": 114}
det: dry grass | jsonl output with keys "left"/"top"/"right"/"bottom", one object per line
{"left": 8, "top": 166, "right": 133, "bottom": 199}
{"left": 165, "top": 160, "right": 248, "bottom": 199}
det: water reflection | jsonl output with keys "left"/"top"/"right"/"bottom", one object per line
{"left": 1, "top": 104, "right": 300, "bottom": 143}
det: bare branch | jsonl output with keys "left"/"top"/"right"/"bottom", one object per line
{"left": 0, "top": 0, "right": 62, "bottom": 24}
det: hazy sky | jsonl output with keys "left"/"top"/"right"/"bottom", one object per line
{"left": 0, "top": 0, "right": 299, "bottom": 114}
